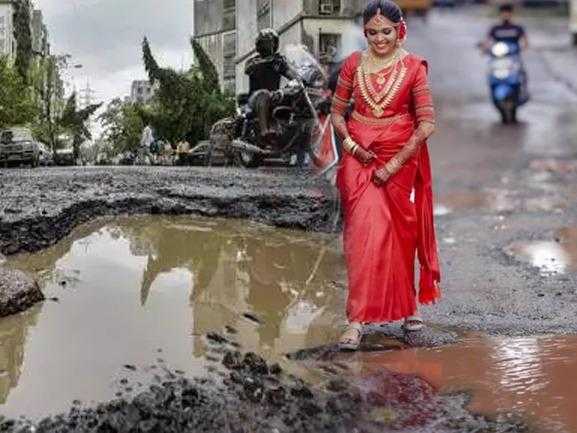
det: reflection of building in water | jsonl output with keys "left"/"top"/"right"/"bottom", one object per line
{"left": 192, "top": 0, "right": 366, "bottom": 94}
{"left": 0, "top": 306, "right": 41, "bottom": 404}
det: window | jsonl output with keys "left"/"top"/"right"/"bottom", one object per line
{"left": 319, "top": 0, "right": 341, "bottom": 15}
{"left": 257, "top": 0, "right": 271, "bottom": 31}
{"left": 319, "top": 33, "right": 341, "bottom": 64}
{"left": 222, "top": 0, "right": 235, "bottom": 30}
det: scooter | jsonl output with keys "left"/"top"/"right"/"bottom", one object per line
{"left": 487, "top": 41, "right": 528, "bottom": 124}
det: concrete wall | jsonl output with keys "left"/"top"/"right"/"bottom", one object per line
{"left": 193, "top": 0, "right": 224, "bottom": 36}
{"left": 0, "top": 3, "right": 16, "bottom": 57}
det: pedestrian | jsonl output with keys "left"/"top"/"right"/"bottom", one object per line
{"left": 331, "top": 0, "right": 441, "bottom": 350}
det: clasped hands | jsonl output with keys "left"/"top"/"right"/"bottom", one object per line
{"left": 343, "top": 137, "right": 393, "bottom": 186}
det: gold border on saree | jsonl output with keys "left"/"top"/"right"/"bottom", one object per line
{"left": 351, "top": 111, "right": 412, "bottom": 126}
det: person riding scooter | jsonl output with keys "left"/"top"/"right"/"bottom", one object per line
{"left": 479, "top": 4, "right": 529, "bottom": 123}
{"left": 245, "top": 28, "right": 300, "bottom": 140}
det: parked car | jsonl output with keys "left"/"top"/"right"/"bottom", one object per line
{"left": 0, "top": 127, "right": 40, "bottom": 167}
{"left": 37, "top": 142, "right": 54, "bottom": 166}
{"left": 53, "top": 147, "right": 75, "bottom": 166}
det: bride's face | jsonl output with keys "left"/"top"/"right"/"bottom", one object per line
{"left": 364, "top": 16, "right": 398, "bottom": 57}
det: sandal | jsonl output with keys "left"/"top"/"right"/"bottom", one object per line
{"left": 339, "top": 323, "right": 363, "bottom": 351}
{"left": 402, "top": 315, "right": 424, "bottom": 332}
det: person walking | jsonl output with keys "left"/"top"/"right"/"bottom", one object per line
{"left": 331, "top": 0, "right": 441, "bottom": 350}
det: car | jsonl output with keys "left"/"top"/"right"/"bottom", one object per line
{"left": 37, "top": 142, "right": 54, "bottom": 166}
{"left": 53, "top": 147, "right": 76, "bottom": 166}
{"left": 0, "top": 127, "right": 41, "bottom": 167}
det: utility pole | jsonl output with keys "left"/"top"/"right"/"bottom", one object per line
{"left": 571, "top": 0, "right": 577, "bottom": 46}
{"left": 78, "top": 80, "right": 96, "bottom": 110}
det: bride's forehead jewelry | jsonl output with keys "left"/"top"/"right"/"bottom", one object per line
{"left": 367, "top": 10, "right": 404, "bottom": 29}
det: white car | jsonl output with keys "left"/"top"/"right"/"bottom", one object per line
{"left": 0, "top": 127, "right": 40, "bottom": 167}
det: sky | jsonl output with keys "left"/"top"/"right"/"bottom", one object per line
{"left": 35, "top": 0, "right": 193, "bottom": 109}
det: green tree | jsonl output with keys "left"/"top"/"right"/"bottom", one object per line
{"left": 29, "top": 55, "right": 67, "bottom": 151}
{"left": 0, "top": 56, "right": 37, "bottom": 129}
{"left": 59, "top": 92, "right": 102, "bottom": 160}
{"left": 98, "top": 98, "right": 145, "bottom": 155}
{"left": 141, "top": 37, "right": 234, "bottom": 145}
{"left": 191, "top": 38, "right": 220, "bottom": 92}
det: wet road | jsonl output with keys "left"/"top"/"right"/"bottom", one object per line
{"left": 405, "top": 7, "right": 577, "bottom": 334}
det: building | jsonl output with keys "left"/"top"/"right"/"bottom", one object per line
{"left": 0, "top": 0, "right": 17, "bottom": 58}
{"left": 192, "top": 0, "right": 237, "bottom": 93}
{"left": 192, "top": 0, "right": 367, "bottom": 95}
{"left": 31, "top": 9, "right": 49, "bottom": 56}
{"left": 130, "top": 80, "right": 155, "bottom": 104}
{"left": 0, "top": 1, "right": 49, "bottom": 59}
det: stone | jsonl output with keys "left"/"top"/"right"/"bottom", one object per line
{"left": 0, "top": 266, "right": 44, "bottom": 318}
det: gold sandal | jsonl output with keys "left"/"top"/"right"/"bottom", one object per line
{"left": 339, "top": 323, "right": 363, "bottom": 351}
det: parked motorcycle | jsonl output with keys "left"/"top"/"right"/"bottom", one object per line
{"left": 487, "top": 41, "right": 528, "bottom": 124}
{"left": 207, "top": 45, "right": 334, "bottom": 169}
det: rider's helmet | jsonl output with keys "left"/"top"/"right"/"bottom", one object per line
{"left": 255, "top": 28, "right": 279, "bottom": 58}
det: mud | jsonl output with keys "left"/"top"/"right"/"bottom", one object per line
{"left": 0, "top": 167, "right": 336, "bottom": 258}
{"left": 0, "top": 339, "right": 527, "bottom": 433}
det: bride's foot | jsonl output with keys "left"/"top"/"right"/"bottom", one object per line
{"left": 403, "top": 315, "right": 424, "bottom": 332}
{"left": 339, "top": 323, "right": 363, "bottom": 351}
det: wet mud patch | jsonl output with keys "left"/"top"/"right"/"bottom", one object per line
{"left": 504, "top": 226, "right": 577, "bottom": 275}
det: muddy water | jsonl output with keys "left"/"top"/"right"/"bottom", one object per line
{"left": 505, "top": 227, "right": 577, "bottom": 274}
{"left": 334, "top": 334, "right": 577, "bottom": 433}
{"left": 2, "top": 216, "right": 577, "bottom": 432}
{"left": 0, "top": 216, "right": 345, "bottom": 419}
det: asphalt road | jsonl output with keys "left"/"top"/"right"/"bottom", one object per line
{"left": 1, "top": 7, "right": 577, "bottom": 335}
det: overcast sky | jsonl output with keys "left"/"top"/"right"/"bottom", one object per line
{"left": 35, "top": 0, "right": 193, "bottom": 108}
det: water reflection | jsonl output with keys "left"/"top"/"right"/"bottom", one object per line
{"left": 336, "top": 334, "right": 577, "bottom": 433}
{"left": 1, "top": 216, "right": 345, "bottom": 418}
{"left": 505, "top": 227, "right": 577, "bottom": 274}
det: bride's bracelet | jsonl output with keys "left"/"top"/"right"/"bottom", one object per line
{"left": 343, "top": 136, "right": 360, "bottom": 155}
{"left": 385, "top": 157, "right": 402, "bottom": 174}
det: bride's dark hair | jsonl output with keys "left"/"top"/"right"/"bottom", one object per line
{"left": 363, "top": 0, "right": 403, "bottom": 25}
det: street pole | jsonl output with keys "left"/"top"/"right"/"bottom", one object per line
{"left": 571, "top": 0, "right": 577, "bottom": 46}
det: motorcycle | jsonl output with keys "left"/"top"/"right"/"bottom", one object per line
{"left": 487, "top": 41, "right": 529, "bottom": 124}
{"left": 207, "top": 45, "right": 336, "bottom": 169}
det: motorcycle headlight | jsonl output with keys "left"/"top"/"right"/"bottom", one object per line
{"left": 493, "top": 68, "right": 511, "bottom": 80}
{"left": 491, "top": 42, "right": 510, "bottom": 57}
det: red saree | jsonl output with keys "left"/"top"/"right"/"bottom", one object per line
{"left": 332, "top": 51, "right": 441, "bottom": 323}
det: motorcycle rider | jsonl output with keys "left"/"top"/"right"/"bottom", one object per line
{"left": 482, "top": 3, "right": 528, "bottom": 51}
{"left": 245, "top": 28, "right": 300, "bottom": 140}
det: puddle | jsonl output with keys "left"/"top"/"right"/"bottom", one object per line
{"left": 505, "top": 227, "right": 577, "bottom": 274}
{"left": 0, "top": 216, "right": 345, "bottom": 419}
{"left": 2, "top": 216, "right": 577, "bottom": 432}
{"left": 435, "top": 189, "right": 566, "bottom": 216}
{"left": 331, "top": 333, "right": 577, "bottom": 433}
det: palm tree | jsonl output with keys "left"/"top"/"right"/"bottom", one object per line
{"left": 59, "top": 93, "right": 101, "bottom": 161}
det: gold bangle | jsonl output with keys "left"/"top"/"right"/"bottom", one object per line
{"left": 344, "top": 136, "right": 358, "bottom": 152}
{"left": 351, "top": 144, "right": 359, "bottom": 156}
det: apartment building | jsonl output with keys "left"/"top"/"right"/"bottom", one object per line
{"left": 193, "top": 0, "right": 367, "bottom": 94}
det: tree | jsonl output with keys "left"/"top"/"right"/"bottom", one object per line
{"left": 13, "top": 0, "right": 33, "bottom": 81}
{"left": 141, "top": 37, "right": 234, "bottom": 145}
{"left": 29, "top": 55, "right": 67, "bottom": 151}
{"left": 98, "top": 98, "right": 145, "bottom": 155}
{"left": 59, "top": 93, "right": 102, "bottom": 160}
{"left": 0, "top": 56, "right": 37, "bottom": 129}
{"left": 191, "top": 38, "right": 220, "bottom": 92}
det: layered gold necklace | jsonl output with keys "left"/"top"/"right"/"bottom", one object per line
{"left": 357, "top": 48, "right": 408, "bottom": 118}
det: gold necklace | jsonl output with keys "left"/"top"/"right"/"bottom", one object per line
{"left": 357, "top": 54, "right": 407, "bottom": 118}
{"left": 364, "top": 48, "right": 401, "bottom": 74}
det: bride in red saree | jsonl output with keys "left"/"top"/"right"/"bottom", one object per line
{"left": 331, "top": 0, "right": 441, "bottom": 350}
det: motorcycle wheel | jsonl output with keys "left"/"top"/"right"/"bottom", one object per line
{"left": 499, "top": 102, "right": 517, "bottom": 125}
{"left": 236, "top": 150, "right": 264, "bottom": 168}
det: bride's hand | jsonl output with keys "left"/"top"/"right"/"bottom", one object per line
{"left": 354, "top": 147, "right": 376, "bottom": 165}
{"left": 372, "top": 166, "right": 392, "bottom": 186}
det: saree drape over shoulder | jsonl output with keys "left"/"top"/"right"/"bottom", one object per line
{"left": 332, "top": 51, "right": 441, "bottom": 323}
